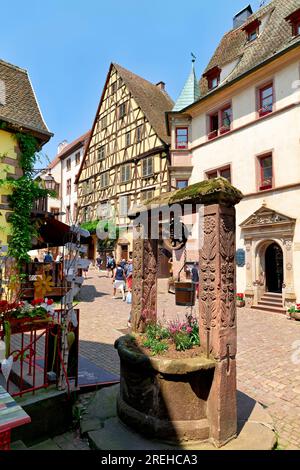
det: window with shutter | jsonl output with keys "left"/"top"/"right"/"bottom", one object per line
{"left": 98, "top": 146, "right": 106, "bottom": 161}
{"left": 125, "top": 132, "right": 131, "bottom": 147}
{"left": 101, "top": 172, "right": 109, "bottom": 188}
{"left": 142, "top": 157, "right": 153, "bottom": 177}
{"left": 121, "top": 164, "right": 131, "bottom": 183}
{"left": 119, "top": 195, "right": 130, "bottom": 216}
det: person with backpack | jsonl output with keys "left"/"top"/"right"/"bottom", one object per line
{"left": 112, "top": 261, "right": 126, "bottom": 300}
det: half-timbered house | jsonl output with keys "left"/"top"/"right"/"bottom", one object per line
{"left": 76, "top": 63, "right": 173, "bottom": 262}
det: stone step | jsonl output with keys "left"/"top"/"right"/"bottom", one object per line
{"left": 258, "top": 300, "right": 283, "bottom": 308}
{"left": 29, "top": 439, "right": 62, "bottom": 450}
{"left": 263, "top": 292, "right": 283, "bottom": 299}
{"left": 252, "top": 304, "right": 286, "bottom": 314}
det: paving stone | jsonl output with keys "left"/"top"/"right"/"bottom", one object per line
{"left": 76, "top": 268, "right": 300, "bottom": 450}
{"left": 80, "top": 384, "right": 119, "bottom": 434}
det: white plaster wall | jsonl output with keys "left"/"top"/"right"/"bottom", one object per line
{"left": 61, "top": 148, "right": 84, "bottom": 224}
{"left": 188, "top": 59, "right": 300, "bottom": 301}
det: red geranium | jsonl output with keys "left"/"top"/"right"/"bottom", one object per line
{"left": 47, "top": 299, "right": 54, "bottom": 306}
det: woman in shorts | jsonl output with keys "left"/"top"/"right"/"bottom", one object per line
{"left": 112, "top": 262, "right": 126, "bottom": 300}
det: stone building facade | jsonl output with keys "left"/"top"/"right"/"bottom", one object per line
{"left": 168, "top": 0, "right": 300, "bottom": 309}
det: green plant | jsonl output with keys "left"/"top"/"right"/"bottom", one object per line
{"left": 173, "top": 331, "right": 193, "bottom": 351}
{"left": 145, "top": 323, "right": 170, "bottom": 341}
{"left": 142, "top": 337, "right": 169, "bottom": 356}
{"left": 0, "top": 131, "right": 52, "bottom": 266}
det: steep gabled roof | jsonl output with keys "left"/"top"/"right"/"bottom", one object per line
{"left": 199, "top": 0, "right": 300, "bottom": 96}
{"left": 113, "top": 63, "right": 173, "bottom": 144}
{"left": 58, "top": 130, "right": 91, "bottom": 160}
{"left": 76, "top": 63, "right": 173, "bottom": 183}
{"left": 0, "top": 59, "right": 52, "bottom": 143}
{"left": 46, "top": 130, "right": 91, "bottom": 171}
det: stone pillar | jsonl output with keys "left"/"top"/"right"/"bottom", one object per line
{"left": 131, "top": 223, "right": 157, "bottom": 333}
{"left": 199, "top": 204, "right": 237, "bottom": 447}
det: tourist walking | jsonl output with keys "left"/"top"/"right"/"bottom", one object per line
{"left": 96, "top": 253, "right": 103, "bottom": 271}
{"left": 191, "top": 262, "right": 199, "bottom": 298}
{"left": 112, "top": 262, "right": 126, "bottom": 300}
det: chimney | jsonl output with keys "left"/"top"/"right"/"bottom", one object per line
{"left": 57, "top": 140, "right": 68, "bottom": 154}
{"left": 233, "top": 4, "right": 253, "bottom": 29}
{"left": 156, "top": 81, "right": 166, "bottom": 91}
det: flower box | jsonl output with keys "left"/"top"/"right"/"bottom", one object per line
{"left": 288, "top": 305, "right": 300, "bottom": 321}
{"left": 236, "top": 293, "right": 245, "bottom": 308}
{"left": 7, "top": 316, "right": 52, "bottom": 334}
{"left": 219, "top": 126, "right": 230, "bottom": 135}
{"left": 208, "top": 130, "right": 218, "bottom": 140}
{"left": 291, "top": 311, "right": 300, "bottom": 321}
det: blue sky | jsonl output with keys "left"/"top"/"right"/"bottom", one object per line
{"left": 2, "top": 0, "right": 264, "bottom": 165}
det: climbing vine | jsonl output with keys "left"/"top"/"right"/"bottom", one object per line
{"left": 0, "top": 127, "right": 52, "bottom": 266}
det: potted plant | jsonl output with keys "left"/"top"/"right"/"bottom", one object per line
{"left": 288, "top": 304, "right": 300, "bottom": 321}
{"left": 236, "top": 293, "right": 245, "bottom": 308}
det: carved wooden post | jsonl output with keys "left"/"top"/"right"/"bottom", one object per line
{"left": 199, "top": 203, "right": 237, "bottom": 447}
{"left": 131, "top": 219, "right": 158, "bottom": 333}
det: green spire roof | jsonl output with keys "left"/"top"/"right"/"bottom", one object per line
{"left": 173, "top": 62, "right": 201, "bottom": 112}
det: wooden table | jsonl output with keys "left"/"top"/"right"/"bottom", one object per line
{"left": 0, "top": 386, "right": 31, "bottom": 450}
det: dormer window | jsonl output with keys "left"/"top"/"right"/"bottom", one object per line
{"left": 203, "top": 66, "right": 221, "bottom": 91}
{"left": 285, "top": 9, "right": 300, "bottom": 37}
{"left": 242, "top": 19, "right": 261, "bottom": 42}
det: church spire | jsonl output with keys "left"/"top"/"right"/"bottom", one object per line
{"left": 173, "top": 55, "right": 201, "bottom": 112}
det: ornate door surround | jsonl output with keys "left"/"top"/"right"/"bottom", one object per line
{"left": 240, "top": 204, "right": 296, "bottom": 308}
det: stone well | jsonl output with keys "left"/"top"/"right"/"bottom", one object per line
{"left": 115, "top": 336, "right": 215, "bottom": 442}
{"left": 115, "top": 178, "right": 243, "bottom": 448}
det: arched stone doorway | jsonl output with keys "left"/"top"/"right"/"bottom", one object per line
{"left": 240, "top": 204, "right": 296, "bottom": 308}
{"left": 265, "top": 242, "right": 283, "bottom": 293}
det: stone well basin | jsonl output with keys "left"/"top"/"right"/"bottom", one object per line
{"left": 114, "top": 335, "right": 216, "bottom": 443}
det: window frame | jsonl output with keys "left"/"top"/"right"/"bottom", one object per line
{"left": 136, "top": 125, "right": 144, "bottom": 143}
{"left": 141, "top": 189, "right": 154, "bottom": 202}
{"left": 121, "top": 164, "right": 131, "bottom": 183}
{"left": 258, "top": 82, "right": 274, "bottom": 117}
{"left": 257, "top": 153, "right": 273, "bottom": 191}
{"left": 118, "top": 102, "right": 127, "bottom": 119}
{"left": 175, "top": 127, "right": 189, "bottom": 150}
{"left": 119, "top": 195, "right": 131, "bottom": 217}
{"left": 208, "top": 103, "right": 232, "bottom": 140}
{"left": 101, "top": 115, "right": 108, "bottom": 130}
{"left": 75, "top": 152, "right": 80, "bottom": 165}
{"left": 125, "top": 131, "right": 131, "bottom": 147}
{"left": 206, "top": 165, "right": 231, "bottom": 183}
{"left": 142, "top": 157, "right": 154, "bottom": 178}
{"left": 98, "top": 145, "right": 106, "bottom": 161}
{"left": 66, "top": 178, "right": 71, "bottom": 195}
{"left": 66, "top": 158, "right": 71, "bottom": 171}
{"left": 66, "top": 205, "right": 71, "bottom": 224}
{"left": 100, "top": 172, "right": 109, "bottom": 189}
{"left": 176, "top": 179, "right": 189, "bottom": 190}
{"left": 111, "top": 81, "right": 117, "bottom": 94}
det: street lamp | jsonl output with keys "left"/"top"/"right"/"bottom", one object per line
{"left": 43, "top": 171, "right": 56, "bottom": 191}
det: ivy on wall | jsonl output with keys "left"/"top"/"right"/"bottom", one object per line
{"left": 0, "top": 125, "right": 52, "bottom": 266}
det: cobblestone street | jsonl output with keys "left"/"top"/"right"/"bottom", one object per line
{"left": 78, "top": 267, "right": 300, "bottom": 450}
